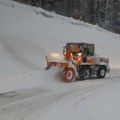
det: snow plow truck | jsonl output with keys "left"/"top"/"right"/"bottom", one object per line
{"left": 46, "top": 42, "right": 110, "bottom": 82}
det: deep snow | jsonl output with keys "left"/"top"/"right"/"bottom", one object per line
{"left": 0, "top": 0, "right": 120, "bottom": 93}
{"left": 0, "top": 0, "right": 120, "bottom": 120}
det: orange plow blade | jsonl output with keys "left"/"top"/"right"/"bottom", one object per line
{"left": 45, "top": 56, "right": 69, "bottom": 70}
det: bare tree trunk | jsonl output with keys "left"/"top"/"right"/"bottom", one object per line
{"left": 105, "top": 0, "right": 109, "bottom": 23}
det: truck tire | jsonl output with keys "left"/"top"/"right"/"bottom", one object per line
{"left": 83, "top": 68, "right": 90, "bottom": 79}
{"left": 63, "top": 67, "right": 75, "bottom": 82}
{"left": 97, "top": 66, "right": 106, "bottom": 78}
{"left": 80, "top": 66, "right": 91, "bottom": 80}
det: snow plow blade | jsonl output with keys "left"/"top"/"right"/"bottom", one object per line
{"left": 45, "top": 56, "right": 69, "bottom": 70}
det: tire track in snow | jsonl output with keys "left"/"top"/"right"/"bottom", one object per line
{"left": 0, "top": 78, "right": 119, "bottom": 120}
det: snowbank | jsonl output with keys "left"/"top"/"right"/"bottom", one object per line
{"left": 0, "top": 0, "right": 120, "bottom": 93}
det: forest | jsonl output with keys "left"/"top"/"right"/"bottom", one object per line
{"left": 14, "top": 0, "right": 120, "bottom": 34}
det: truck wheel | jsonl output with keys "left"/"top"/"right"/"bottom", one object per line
{"left": 80, "top": 66, "right": 91, "bottom": 80}
{"left": 97, "top": 66, "right": 106, "bottom": 78}
{"left": 83, "top": 69, "right": 90, "bottom": 79}
{"left": 78, "top": 66, "right": 91, "bottom": 80}
{"left": 63, "top": 67, "right": 75, "bottom": 82}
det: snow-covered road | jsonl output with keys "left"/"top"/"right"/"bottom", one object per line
{"left": 0, "top": 1, "right": 120, "bottom": 120}
{"left": 0, "top": 73, "right": 120, "bottom": 120}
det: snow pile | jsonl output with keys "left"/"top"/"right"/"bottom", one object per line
{"left": 0, "top": 0, "right": 120, "bottom": 93}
